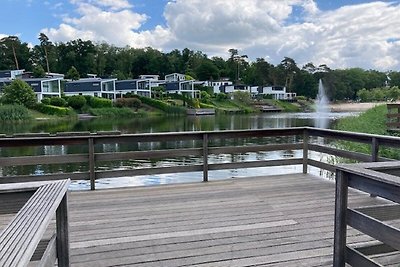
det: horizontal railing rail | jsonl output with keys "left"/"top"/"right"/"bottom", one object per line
{"left": 1, "top": 127, "right": 400, "bottom": 189}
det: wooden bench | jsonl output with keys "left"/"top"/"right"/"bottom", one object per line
{"left": 0, "top": 179, "right": 70, "bottom": 267}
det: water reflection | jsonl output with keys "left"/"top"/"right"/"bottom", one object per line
{"left": 1, "top": 112, "right": 359, "bottom": 189}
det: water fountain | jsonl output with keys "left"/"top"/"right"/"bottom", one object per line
{"left": 315, "top": 79, "right": 330, "bottom": 128}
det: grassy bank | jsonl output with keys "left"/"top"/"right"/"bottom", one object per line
{"left": 335, "top": 104, "right": 388, "bottom": 135}
{"left": 334, "top": 105, "right": 400, "bottom": 159}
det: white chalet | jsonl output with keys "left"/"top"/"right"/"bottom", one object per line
{"left": 259, "top": 86, "right": 296, "bottom": 100}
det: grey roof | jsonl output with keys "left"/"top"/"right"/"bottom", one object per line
{"left": 67, "top": 78, "right": 116, "bottom": 84}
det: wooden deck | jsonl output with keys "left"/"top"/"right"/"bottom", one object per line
{"left": 64, "top": 174, "right": 399, "bottom": 266}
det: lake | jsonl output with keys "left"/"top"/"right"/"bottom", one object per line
{"left": 0, "top": 111, "right": 358, "bottom": 189}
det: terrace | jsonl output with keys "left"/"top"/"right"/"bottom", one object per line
{"left": 0, "top": 127, "right": 399, "bottom": 266}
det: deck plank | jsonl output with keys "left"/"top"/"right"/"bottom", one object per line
{"left": 66, "top": 173, "right": 397, "bottom": 266}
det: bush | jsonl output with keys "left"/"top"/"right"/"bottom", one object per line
{"left": 296, "top": 96, "right": 307, "bottom": 101}
{"left": 49, "top": 97, "right": 67, "bottom": 107}
{"left": 200, "top": 91, "right": 211, "bottom": 103}
{"left": 233, "top": 91, "right": 252, "bottom": 105}
{"left": 1, "top": 79, "right": 37, "bottom": 108}
{"left": 41, "top": 98, "right": 51, "bottom": 105}
{"left": 114, "top": 98, "right": 142, "bottom": 110}
{"left": 34, "top": 103, "right": 75, "bottom": 116}
{"left": 0, "top": 105, "right": 32, "bottom": 121}
{"left": 67, "top": 95, "right": 87, "bottom": 110}
{"left": 136, "top": 95, "right": 186, "bottom": 114}
{"left": 216, "top": 93, "right": 228, "bottom": 101}
{"left": 88, "top": 107, "right": 136, "bottom": 117}
{"left": 88, "top": 97, "right": 112, "bottom": 108}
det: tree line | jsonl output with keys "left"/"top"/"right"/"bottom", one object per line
{"left": 1, "top": 35, "right": 400, "bottom": 101}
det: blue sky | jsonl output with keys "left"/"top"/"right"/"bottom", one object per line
{"left": 1, "top": 0, "right": 399, "bottom": 70}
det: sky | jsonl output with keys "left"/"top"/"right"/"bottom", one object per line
{"left": 1, "top": 0, "right": 400, "bottom": 71}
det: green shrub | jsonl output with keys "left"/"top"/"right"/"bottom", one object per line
{"left": 34, "top": 103, "right": 75, "bottom": 116}
{"left": 88, "top": 107, "right": 136, "bottom": 117}
{"left": 114, "top": 98, "right": 142, "bottom": 110}
{"left": 216, "top": 93, "right": 228, "bottom": 101}
{"left": 41, "top": 98, "right": 51, "bottom": 105}
{"left": 1, "top": 79, "right": 37, "bottom": 108}
{"left": 296, "top": 95, "right": 307, "bottom": 101}
{"left": 88, "top": 97, "right": 112, "bottom": 108}
{"left": 200, "top": 91, "right": 211, "bottom": 103}
{"left": 67, "top": 95, "right": 87, "bottom": 110}
{"left": 136, "top": 95, "right": 186, "bottom": 114}
{"left": 233, "top": 91, "right": 251, "bottom": 105}
{"left": 83, "top": 95, "right": 93, "bottom": 103}
{"left": 49, "top": 97, "right": 67, "bottom": 107}
{"left": 199, "top": 103, "right": 215, "bottom": 109}
{"left": 0, "top": 105, "right": 32, "bottom": 121}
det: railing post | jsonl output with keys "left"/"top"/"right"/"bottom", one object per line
{"left": 370, "top": 137, "right": 379, "bottom": 197}
{"left": 333, "top": 169, "right": 348, "bottom": 267}
{"left": 371, "top": 137, "right": 379, "bottom": 162}
{"left": 203, "top": 133, "right": 208, "bottom": 182}
{"left": 302, "top": 129, "right": 309, "bottom": 174}
{"left": 56, "top": 193, "right": 70, "bottom": 267}
{"left": 88, "top": 137, "right": 96, "bottom": 190}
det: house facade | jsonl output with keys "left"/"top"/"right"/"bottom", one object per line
{"left": 64, "top": 78, "right": 117, "bottom": 99}
{"left": 258, "top": 86, "right": 297, "bottom": 100}
{"left": 163, "top": 73, "right": 198, "bottom": 97}
{"left": 0, "top": 69, "right": 24, "bottom": 79}
{"left": 165, "top": 73, "right": 186, "bottom": 82}
{"left": 115, "top": 78, "right": 152, "bottom": 98}
{"left": 0, "top": 76, "right": 62, "bottom": 101}
{"left": 115, "top": 74, "right": 170, "bottom": 98}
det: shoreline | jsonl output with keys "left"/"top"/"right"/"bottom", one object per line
{"left": 329, "top": 102, "right": 386, "bottom": 112}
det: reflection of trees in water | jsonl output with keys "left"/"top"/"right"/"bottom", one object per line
{"left": 0, "top": 113, "right": 314, "bottom": 177}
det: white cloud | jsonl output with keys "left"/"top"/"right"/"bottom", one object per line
{"left": 42, "top": 0, "right": 400, "bottom": 70}
{"left": 42, "top": 0, "right": 167, "bottom": 48}
{"left": 70, "top": 0, "right": 132, "bottom": 10}
{"left": 160, "top": 0, "right": 400, "bottom": 70}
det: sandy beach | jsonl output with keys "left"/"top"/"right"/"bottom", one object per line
{"left": 329, "top": 102, "right": 386, "bottom": 112}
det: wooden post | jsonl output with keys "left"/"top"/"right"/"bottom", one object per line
{"left": 88, "top": 138, "right": 96, "bottom": 190}
{"left": 370, "top": 137, "right": 379, "bottom": 197}
{"left": 203, "top": 133, "right": 209, "bottom": 182}
{"left": 302, "top": 129, "right": 309, "bottom": 174}
{"left": 371, "top": 137, "right": 379, "bottom": 162}
{"left": 333, "top": 169, "right": 348, "bottom": 267}
{"left": 56, "top": 193, "right": 70, "bottom": 267}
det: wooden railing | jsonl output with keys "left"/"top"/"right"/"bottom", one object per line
{"left": 0, "top": 127, "right": 400, "bottom": 190}
{"left": 0, "top": 179, "right": 70, "bottom": 266}
{"left": 334, "top": 162, "right": 400, "bottom": 267}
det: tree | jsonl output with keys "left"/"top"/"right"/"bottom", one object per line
{"left": 1, "top": 79, "right": 36, "bottom": 108}
{"left": 278, "top": 57, "right": 300, "bottom": 92}
{"left": 195, "top": 61, "right": 219, "bottom": 80}
{"left": 0, "top": 36, "right": 20, "bottom": 69}
{"left": 0, "top": 36, "right": 30, "bottom": 70}
{"left": 32, "top": 65, "right": 46, "bottom": 78}
{"left": 246, "top": 58, "right": 274, "bottom": 86}
{"left": 38, "top": 33, "right": 51, "bottom": 73}
{"left": 389, "top": 71, "right": 400, "bottom": 87}
{"left": 66, "top": 66, "right": 80, "bottom": 80}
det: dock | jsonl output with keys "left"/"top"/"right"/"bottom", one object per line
{"left": 66, "top": 174, "right": 394, "bottom": 266}
{"left": 187, "top": 109, "right": 216, "bottom": 115}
